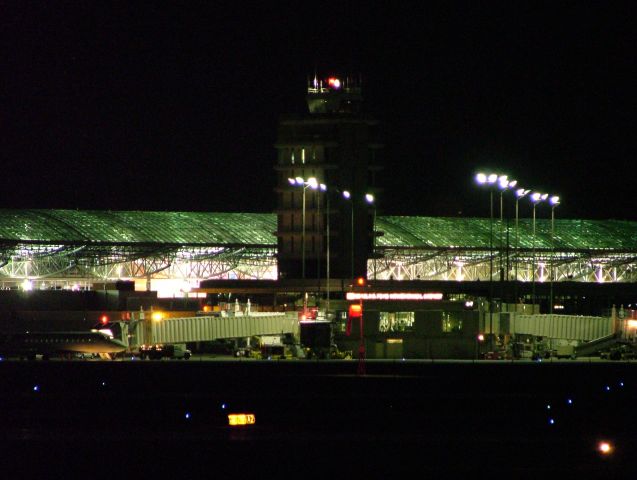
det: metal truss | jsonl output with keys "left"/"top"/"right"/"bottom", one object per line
{"left": 1, "top": 239, "right": 635, "bottom": 289}
{"left": 0, "top": 243, "right": 278, "bottom": 287}
{"left": 371, "top": 247, "right": 637, "bottom": 283}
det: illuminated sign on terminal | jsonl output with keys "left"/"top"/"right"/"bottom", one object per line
{"left": 346, "top": 292, "right": 443, "bottom": 301}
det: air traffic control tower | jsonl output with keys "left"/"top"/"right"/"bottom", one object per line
{"left": 275, "top": 75, "right": 383, "bottom": 282}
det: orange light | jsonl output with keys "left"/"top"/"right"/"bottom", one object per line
{"left": 598, "top": 441, "right": 613, "bottom": 455}
{"left": 203, "top": 305, "right": 212, "bottom": 312}
{"left": 356, "top": 277, "right": 366, "bottom": 287}
{"left": 348, "top": 304, "right": 363, "bottom": 318}
{"left": 228, "top": 413, "right": 256, "bottom": 426}
{"left": 100, "top": 315, "right": 109, "bottom": 325}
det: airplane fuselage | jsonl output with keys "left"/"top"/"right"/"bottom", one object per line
{"left": 0, "top": 331, "right": 127, "bottom": 357}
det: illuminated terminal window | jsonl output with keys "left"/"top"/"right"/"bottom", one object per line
{"left": 379, "top": 312, "right": 414, "bottom": 332}
{"left": 442, "top": 312, "right": 463, "bottom": 333}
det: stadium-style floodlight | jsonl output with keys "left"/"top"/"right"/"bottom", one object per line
{"left": 475, "top": 172, "right": 508, "bottom": 351}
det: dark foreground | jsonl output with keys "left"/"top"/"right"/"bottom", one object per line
{"left": 0, "top": 360, "right": 634, "bottom": 478}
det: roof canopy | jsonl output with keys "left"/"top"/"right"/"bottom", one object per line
{"left": 1, "top": 209, "right": 636, "bottom": 252}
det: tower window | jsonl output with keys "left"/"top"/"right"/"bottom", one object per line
{"left": 291, "top": 150, "right": 295, "bottom": 164}
{"left": 301, "top": 148, "right": 305, "bottom": 164}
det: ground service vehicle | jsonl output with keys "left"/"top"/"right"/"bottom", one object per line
{"left": 139, "top": 344, "right": 191, "bottom": 360}
{"left": 300, "top": 321, "right": 351, "bottom": 359}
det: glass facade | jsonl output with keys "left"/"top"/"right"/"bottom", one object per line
{"left": 379, "top": 311, "right": 415, "bottom": 332}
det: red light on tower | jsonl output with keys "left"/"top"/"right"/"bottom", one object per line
{"left": 327, "top": 77, "right": 341, "bottom": 89}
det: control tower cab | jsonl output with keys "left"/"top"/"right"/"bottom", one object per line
{"left": 275, "top": 73, "right": 383, "bottom": 281}
{"left": 306, "top": 75, "right": 363, "bottom": 114}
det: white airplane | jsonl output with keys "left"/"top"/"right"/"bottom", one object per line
{"left": 0, "top": 330, "right": 127, "bottom": 360}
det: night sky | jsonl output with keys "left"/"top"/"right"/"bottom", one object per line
{"left": 4, "top": 2, "right": 636, "bottom": 220}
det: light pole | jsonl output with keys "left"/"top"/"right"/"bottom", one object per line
{"left": 342, "top": 190, "right": 353, "bottom": 280}
{"left": 325, "top": 185, "right": 330, "bottom": 318}
{"left": 365, "top": 193, "right": 376, "bottom": 280}
{"left": 514, "top": 188, "right": 530, "bottom": 300}
{"left": 497, "top": 177, "right": 517, "bottom": 300}
{"left": 317, "top": 183, "right": 327, "bottom": 292}
{"left": 476, "top": 172, "right": 500, "bottom": 351}
{"left": 549, "top": 195, "right": 560, "bottom": 313}
{"left": 530, "top": 192, "right": 548, "bottom": 310}
{"left": 288, "top": 176, "right": 318, "bottom": 313}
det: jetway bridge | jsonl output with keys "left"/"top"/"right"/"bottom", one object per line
{"left": 501, "top": 311, "right": 637, "bottom": 357}
{"left": 128, "top": 312, "right": 299, "bottom": 347}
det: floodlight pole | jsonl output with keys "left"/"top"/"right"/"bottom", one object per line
{"left": 515, "top": 197, "right": 520, "bottom": 299}
{"left": 350, "top": 199, "right": 354, "bottom": 280}
{"left": 302, "top": 185, "right": 306, "bottom": 283}
{"left": 532, "top": 202, "right": 537, "bottom": 309}
{"left": 549, "top": 197, "right": 559, "bottom": 314}
{"left": 489, "top": 188, "right": 494, "bottom": 351}
{"left": 326, "top": 192, "right": 330, "bottom": 317}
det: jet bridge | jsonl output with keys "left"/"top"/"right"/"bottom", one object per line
{"left": 129, "top": 311, "right": 299, "bottom": 347}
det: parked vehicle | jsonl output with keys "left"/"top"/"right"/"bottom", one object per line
{"left": 138, "top": 344, "right": 191, "bottom": 360}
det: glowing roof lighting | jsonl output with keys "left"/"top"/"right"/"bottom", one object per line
{"left": 22, "top": 279, "right": 33, "bottom": 291}
{"left": 288, "top": 178, "right": 296, "bottom": 185}
{"left": 295, "top": 176, "right": 304, "bottom": 185}
{"left": 549, "top": 195, "right": 560, "bottom": 206}
{"left": 342, "top": 190, "right": 351, "bottom": 199}
{"left": 516, "top": 188, "right": 531, "bottom": 198}
{"left": 487, "top": 174, "right": 498, "bottom": 184}
{"left": 476, "top": 173, "right": 487, "bottom": 184}
{"left": 365, "top": 193, "right": 374, "bottom": 204}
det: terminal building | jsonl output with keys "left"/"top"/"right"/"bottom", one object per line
{"left": 2, "top": 74, "right": 637, "bottom": 358}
